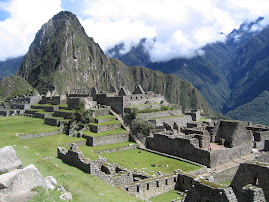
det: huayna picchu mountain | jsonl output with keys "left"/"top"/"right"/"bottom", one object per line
{"left": 17, "top": 11, "right": 211, "bottom": 112}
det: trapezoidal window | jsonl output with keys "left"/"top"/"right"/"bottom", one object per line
{"left": 147, "top": 183, "right": 149, "bottom": 190}
{"left": 165, "top": 179, "right": 168, "bottom": 185}
{"left": 137, "top": 185, "right": 139, "bottom": 192}
{"left": 156, "top": 181, "right": 159, "bottom": 187}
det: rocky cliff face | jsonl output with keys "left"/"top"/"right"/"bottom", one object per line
{"left": 17, "top": 11, "right": 211, "bottom": 112}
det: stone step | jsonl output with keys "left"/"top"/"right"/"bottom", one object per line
{"left": 33, "top": 112, "right": 53, "bottom": 119}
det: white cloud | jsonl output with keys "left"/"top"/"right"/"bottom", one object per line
{"left": 80, "top": 0, "right": 269, "bottom": 62}
{"left": 0, "top": 0, "right": 62, "bottom": 61}
{"left": 1, "top": 0, "right": 269, "bottom": 62}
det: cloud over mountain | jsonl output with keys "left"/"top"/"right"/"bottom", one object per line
{"left": 0, "top": 0, "right": 269, "bottom": 62}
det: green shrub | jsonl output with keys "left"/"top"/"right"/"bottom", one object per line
{"left": 132, "top": 119, "right": 155, "bottom": 136}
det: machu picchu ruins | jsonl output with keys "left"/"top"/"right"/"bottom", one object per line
{"left": 1, "top": 84, "right": 269, "bottom": 201}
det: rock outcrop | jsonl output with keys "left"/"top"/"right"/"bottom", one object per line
{"left": 0, "top": 146, "right": 22, "bottom": 173}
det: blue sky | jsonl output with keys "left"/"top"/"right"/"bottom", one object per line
{"left": 0, "top": 0, "right": 269, "bottom": 62}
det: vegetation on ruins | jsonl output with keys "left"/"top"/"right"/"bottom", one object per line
{"left": 132, "top": 119, "right": 156, "bottom": 136}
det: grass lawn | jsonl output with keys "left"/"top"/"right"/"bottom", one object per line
{"left": 83, "top": 128, "right": 128, "bottom": 137}
{"left": 198, "top": 117, "right": 210, "bottom": 121}
{"left": 95, "top": 114, "right": 115, "bottom": 120}
{"left": 0, "top": 116, "right": 140, "bottom": 202}
{"left": 92, "top": 149, "right": 201, "bottom": 175}
{"left": 149, "top": 190, "right": 182, "bottom": 202}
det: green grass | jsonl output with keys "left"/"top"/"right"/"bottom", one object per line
{"left": 90, "top": 120, "right": 120, "bottom": 126}
{"left": 29, "top": 186, "right": 62, "bottom": 202}
{"left": 87, "top": 149, "right": 201, "bottom": 175}
{"left": 149, "top": 115, "right": 185, "bottom": 120}
{"left": 198, "top": 117, "right": 210, "bottom": 121}
{"left": 95, "top": 114, "right": 115, "bottom": 120}
{"left": 0, "top": 116, "right": 141, "bottom": 202}
{"left": 219, "top": 181, "right": 231, "bottom": 186}
{"left": 82, "top": 128, "right": 128, "bottom": 137}
{"left": 55, "top": 109, "right": 75, "bottom": 113}
{"left": 150, "top": 190, "right": 182, "bottom": 202}
{"left": 47, "top": 116, "right": 64, "bottom": 120}
{"left": 0, "top": 116, "right": 58, "bottom": 138}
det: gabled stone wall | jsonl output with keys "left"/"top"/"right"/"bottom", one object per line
{"left": 230, "top": 162, "right": 269, "bottom": 201}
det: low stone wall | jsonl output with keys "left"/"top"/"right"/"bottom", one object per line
{"left": 94, "top": 117, "right": 115, "bottom": 123}
{"left": 19, "top": 131, "right": 59, "bottom": 139}
{"left": 89, "top": 123, "right": 121, "bottom": 133}
{"left": 83, "top": 132, "right": 129, "bottom": 146}
{"left": 33, "top": 113, "right": 52, "bottom": 119}
{"left": 0, "top": 110, "right": 24, "bottom": 116}
{"left": 121, "top": 173, "right": 177, "bottom": 200}
{"left": 93, "top": 144, "right": 137, "bottom": 153}
{"left": 91, "top": 108, "right": 111, "bottom": 117}
{"left": 43, "top": 106, "right": 59, "bottom": 112}
{"left": 44, "top": 118, "right": 61, "bottom": 126}
{"left": 54, "top": 111, "right": 73, "bottom": 119}
{"left": 210, "top": 142, "right": 252, "bottom": 168}
{"left": 58, "top": 144, "right": 133, "bottom": 186}
{"left": 149, "top": 115, "right": 192, "bottom": 127}
{"left": 11, "top": 103, "right": 31, "bottom": 110}
{"left": 137, "top": 110, "right": 182, "bottom": 119}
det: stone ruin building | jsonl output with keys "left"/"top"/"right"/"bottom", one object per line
{"left": 1, "top": 84, "right": 269, "bottom": 201}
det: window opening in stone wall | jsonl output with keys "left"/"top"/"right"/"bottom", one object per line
{"left": 126, "top": 187, "right": 129, "bottom": 192}
{"left": 137, "top": 185, "right": 139, "bottom": 192}
{"left": 156, "top": 181, "right": 159, "bottom": 187}
{"left": 136, "top": 96, "right": 138, "bottom": 99}
{"left": 165, "top": 179, "right": 168, "bottom": 185}
{"left": 147, "top": 183, "right": 149, "bottom": 190}
{"left": 141, "top": 96, "right": 143, "bottom": 98}
{"left": 174, "top": 177, "right": 177, "bottom": 182}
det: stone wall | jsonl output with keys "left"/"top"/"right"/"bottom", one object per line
{"left": 209, "top": 142, "right": 252, "bottom": 168}
{"left": 58, "top": 144, "right": 134, "bottom": 187}
{"left": 89, "top": 123, "right": 121, "bottom": 133}
{"left": 123, "top": 93, "right": 164, "bottom": 108}
{"left": 19, "top": 131, "right": 59, "bottom": 139}
{"left": 137, "top": 110, "right": 183, "bottom": 119}
{"left": 185, "top": 179, "right": 237, "bottom": 202}
{"left": 230, "top": 162, "right": 269, "bottom": 202}
{"left": 253, "top": 131, "right": 269, "bottom": 150}
{"left": 147, "top": 133, "right": 252, "bottom": 168}
{"left": 83, "top": 132, "right": 129, "bottom": 146}
{"left": 54, "top": 111, "right": 73, "bottom": 119}
{"left": 146, "top": 133, "right": 212, "bottom": 167}
{"left": 11, "top": 103, "right": 31, "bottom": 110}
{"left": 149, "top": 115, "right": 192, "bottom": 128}
{"left": 95, "top": 94, "right": 124, "bottom": 114}
{"left": 43, "top": 105, "right": 59, "bottom": 112}
{"left": 121, "top": 173, "right": 177, "bottom": 200}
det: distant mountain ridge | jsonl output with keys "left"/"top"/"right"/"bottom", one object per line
{"left": 15, "top": 11, "right": 211, "bottom": 113}
{"left": 108, "top": 17, "right": 269, "bottom": 125}
{"left": 0, "top": 56, "right": 23, "bottom": 80}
